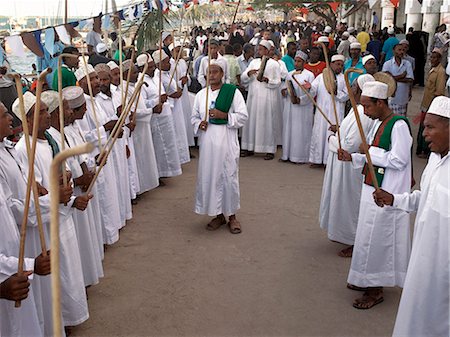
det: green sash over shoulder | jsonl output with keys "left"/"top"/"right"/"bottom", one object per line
{"left": 209, "top": 83, "right": 237, "bottom": 125}
{"left": 363, "top": 114, "right": 411, "bottom": 187}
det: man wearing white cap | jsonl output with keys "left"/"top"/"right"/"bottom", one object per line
{"left": 337, "top": 32, "right": 350, "bottom": 59}
{"left": 380, "top": 27, "right": 399, "bottom": 64}
{"left": 309, "top": 54, "right": 349, "bottom": 167}
{"left": 280, "top": 50, "right": 315, "bottom": 164}
{"left": 320, "top": 75, "right": 375, "bottom": 257}
{"left": 136, "top": 53, "right": 182, "bottom": 180}
{"left": 161, "top": 31, "right": 173, "bottom": 58}
{"left": 88, "top": 42, "right": 112, "bottom": 67}
{"left": 170, "top": 42, "right": 196, "bottom": 148}
{"left": 382, "top": 43, "right": 414, "bottom": 116}
{"left": 398, "top": 39, "right": 415, "bottom": 71}
{"left": 94, "top": 63, "right": 132, "bottom": 225}
{"left": 344, "top": 42, "right": 364, "bottom": 84}
{"left": 347, "top": 27, "right": 357, "bottom": 44}
{"left": 241, "top": 39, "right": 282, "bottom": 160}
{"left": 362, "top": 54, "right": 378, "bottom": 75}
{"left": 198, "top": 39, "right": 229, "bottom": 88}
{"left": 75, "top": 62, "right": 122, "bottom": 245}
{"left": 191, "top": 60, "right": 248, "bottom": 234}
{"left": 373, "top": 96, "right": 449, "bottom": 337}
{"left": 13, "top": 91, "right": 90, "bottom": 328}
{"left": 338, "top": 81, "right": 413, "bottom": 309}
{"left": 154, "top": 49, "right": 190, "bottom": 165}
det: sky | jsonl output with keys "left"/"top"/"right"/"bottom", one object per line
{"left": 2, "top": 0, "right": 134, "bottom": 18}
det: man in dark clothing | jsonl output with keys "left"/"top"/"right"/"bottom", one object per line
{"left": 406, "top": 30, "right": 428, "bottom": 86}
{"left": 88, "top": 43, "right": 112, "bottom": 67}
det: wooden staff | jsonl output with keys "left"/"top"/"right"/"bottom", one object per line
{"left": 13, "top": 68, "right": 51, "bottom": 308}
{"left": 317, "top": 41, "right": 342, "bottom": 150}
{"left": 122, "top": 46, "right": 136, "bottom": 106}
{"left": 167, "top": 32, "right": 188, "bottom": 89}
{"left": 85, "top": 63, "right": 148, "bottom": 195}
{"left": 80, "top": 54, "right": 103, "bottom": 153}
{"left": 229, "top": 0, "right": 241, "bottom": 39}
{"left": 344, "top": 68, "right": 379, "bottom": 191}
{"left": 50, "top": 142, "right": 94, "bottom": 337}
{"left": 158, "top": 31, "right": 163, "bottom": 104}
{"left": 118, "top": 19, "right": 125, "bottom": 108}
{"left": 202, "top": 34, "right": 212, "bottom": 124}
{"left": 291, "top": 75, "right": 333, "bottom": 126}
{"left": 57, "top": 53, "right": 79, "bottom": 187}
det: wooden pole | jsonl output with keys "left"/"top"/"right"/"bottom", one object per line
{"left": 14, "top": 68, "right": 52, "bottom": 307}
{"left": 317, "top": 41, "right": 342, "bottom": 150}
{"left": 118, "top": 20, "right": 124, "bottom": 108}
{"left": 228, "top": 0, "right": 241, "bottom": 44}
{"left": 122, "top": 46, "right": 136, "bottom": 106}
{"left": 158, "top": 31, "right": 163, "bottom": 104}
{"left": 50, "top": 143, "right": 94, "bottom": 337}
{"left": 291, "top": 75, "right": 333, "bottom": 126}
{"left": 202, "top": 34, "right": 212, "bottom": 124}
{"left": 344, "top": 68, "right": 379, "bottom": 191}
{"left": 167, "top": 32, "right": 188, "bottom": 89}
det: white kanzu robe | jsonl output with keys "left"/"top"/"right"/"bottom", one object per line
{"left": 392, "top": 152, "right": 450, "bottom": 337}
{"left": 241, "top": 57, "right": 282, "bottom": 154}
{"left": 275, "top": 60, "right": 289, "bottom": 146}
{"left": 192, "top": 86, "right": 248, "bottom": 216}
{"left": 348, "top": 119, "right": 412, "bottom": 287}
{"left": 141, "top": 73, "right": 182, "bottom": 178}
{"left": 281, "top": 69, "right": 315, "bottom": 163}
{"left": 128, "top": 82, "right": 160, "bottom": 193}
{"left": 309, "top": 73, "right": 349, "bottom": 164}
{"left": 319, "top": 106, "right": 374, "bottom": 245}
{"left": 15, "top": 137, "right": 89, "bottom": 327}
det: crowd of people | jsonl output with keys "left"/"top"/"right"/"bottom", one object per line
{"left": 0, "top": 16, "right": 449, "bottom": 337}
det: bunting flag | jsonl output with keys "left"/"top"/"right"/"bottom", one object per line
{"left": 44, "top": 28, "right": 56, "bottom": 55}
{"left": 55, "top": 25, "right": 71, "bottom": 44}
{"left": 390, "top": 0, "right": 399, "bottom": 7}
{"left": 128, "top": 6, "right": 136, "bottom": 20}
{"left": 21, "top": 31, "right": 44, "bottom": 57}
{"left": 102, "top": 14, "right": 111, "bottom": 30}
{"left": 5, "top": 35, "right": 26, "bottom": 58}
{"left": 329, "top": 1, "right": 340, "bottom": 12}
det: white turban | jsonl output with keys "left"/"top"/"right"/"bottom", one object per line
{"left": 356, "top": 74, "right": 375, "bottom": 90}
{"left": 331, "top": 54, "right": 345, "bottom": 62}
{"left": 107, "top": 61, "right": 119, "bottom": 70}
{"left": 362, "top": 54, "right": 376, "bottom": 65}
{"left": 361, "top": 81, "right": 388, "bottom": 99}
{"left": 427, "top": 96, "right": 450, "bottom": 119}
{"left": 136, "top": 53, "right": 150, "bottom": 67}
{"left": 350, "top": 42, "right": 361, "bottom": 49}
{"left": 75, "top": 64, "right": 95, "bottom": 81}
{"left": 41, "top": 90, "right": 60, "bottom": 114}
{"left": 259, "top": 40, "right": 272, "bottom": 50}
{"left": 152, "top": 49, "right": 169, "bottom": 64}
{"left": 62, "top": 86, "right": 85, "bottom": 109}
{"left": 12, "top": 91, "right": 36, "bottom": 121}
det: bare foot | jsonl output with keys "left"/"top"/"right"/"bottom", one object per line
{"left": 338, "top": 246, "right": 353, "bottom": 258}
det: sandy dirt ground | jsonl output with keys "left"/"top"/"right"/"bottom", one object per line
{"left": 72, "top": 86, "right": 428, "bottom": 337}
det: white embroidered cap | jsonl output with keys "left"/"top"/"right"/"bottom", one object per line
{"left": 362, "top": 54, "right": 376, "bottom": 65}
{"left": 107, "top": 61, "right": 119, "bottom": 70}
{"left": 136, "top": 53, "right": 150, "bottom": 67}
{"left": 62, "top": 86, "right": 86, "bottom": 109}
{"left": 361, "top": 81, "right": 388, "bottom": 99}
{"left": 331, "top": 54, "right": 345, "bottom": 62}
{"left": 427, "top": 96, "right": 450, "bottom": 119}
{"left": 208, "top": 59, "right": 225, "bottom": 71}
{"left": 41, "top": 90, "right": 60, "bottom": 114}
{"left": 75, "top": 63, "right": 95, "bottom": 81}
{"left": 350, "top": 42, "right": 361, "bottom": 49}
{"left": 12, "top": 91, "right": 37, "bottom": 121}
{"left": 356, "top": 74, "right": 375, "bottom": 90}
{"left": 317, "top": 36, "right": 329, "bottom": 43}
{"left": 152, "top": 49, "right": 169, "bottom": 64}
{"left": 259, "top": 40, "right": 272, "bottom": 50}
{"left": 295, "top": 51, "right": 308, "bottom": 61}
{"left": 96, "top": 42, "right": 107, "bottom": 54}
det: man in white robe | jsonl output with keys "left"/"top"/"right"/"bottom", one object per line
{"left": 13, "top": 92, "right": 90, "bottom": 327}
{"left": 94, "top": 63, "right": 132, "bottom": 225}
{"left": 338, "top": 81, "right": 413, "bottom": 309}
{"left": 241, "top": 40, "right": 281, "bottom": 160}
{"left": 155, "top": 50, "right": 190, "bottom": 165}
{"left": 192, "top": 61, "right": 248, "bottom": 234}
{"left": 319, "top": 75, "right": 375, "bottom": 257}
{"left": 42, "top": 90, "right": 104, "bottom": 288}
{"left": 136, "top": 53, "right": 181, "bottom": 179}
{"left": 74, "top": 64, "right": 122, "bottom": 245}
{"left": 373, "top": 96, "right": 450, "bottom": 337}
{"left": 309, "top": 54, "right": 349, "bottom": 167}
{"left": 280, "top": 51, "right": 315, "bottom": 164}
{"left": 122, "top": 60, "right": 160, "bottom": 193}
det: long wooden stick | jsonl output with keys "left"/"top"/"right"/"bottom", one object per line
{"left": 80, "top": 54, "right": 103, "bottom": 153}
{"left": 85, "top": 63, "right": 148, "bottom": 195}
{"left": 118, "top": 19, "right": 124, "bottom": 108}
{"left": 344, "top": 68, "right": 379, "bottom": 191}
{"left": 228, "top": 0, "right": 241, "bottom": 43}
{"left": 167, "top": 32, "right": 188, "bottom": 89}
{"left": 317, "top": 41, "right": 342, "bottom": 150}
{"left": 202, "top": 34, "right": 212, "bottom": 124}
{"left": 50, "top": 142, "right": 94, "bottom": 337}
{"left": 158, "top": 31, "right": 163, "bottom": 104}
{"left": 57, "top": 53, "right": 79, "bottom": 187}
{"left": 291, "top": 75, "right": 333, "bottom": 126}
{"left": 122, "top": 46, "right": 136, "bottom": 106}
{"left": 14, "top": 68, "right": 51, "bottom": 308}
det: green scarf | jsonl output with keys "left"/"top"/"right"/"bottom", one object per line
{"left": 363, "top": 115, "right": 411, "bottom": 187}
{"left": 209, "top": 84, "right": 237, "bottom": 125}
{"left": 44, "top": 131, "right": 60, "bottom": 158}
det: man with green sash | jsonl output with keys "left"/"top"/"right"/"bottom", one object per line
{"left": 338, "top": 81, "right": 413, "bottom": 309}
{"left": 191, "top": 60, "right": 248, "bottom": 234}
{"left": 52, "top": 46, "right": 79, "bottom": 91}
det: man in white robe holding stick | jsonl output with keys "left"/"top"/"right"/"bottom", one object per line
{"left": 192, "top": 60, "right": 248, "bottom": 234}
{"left": 338, "top": 81, "right": 413, "bottom": 309}
{"left": 373, "top": 96, "right": 450, "bottom": 337}
{"left": 319, "top": 75, "right": 375, "bottom": 257}
{"left": 280, "top": 50, "right": 315, "bottom": 164}
{"left": 309, "top": 54, "right": 349, "bottom": 168}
